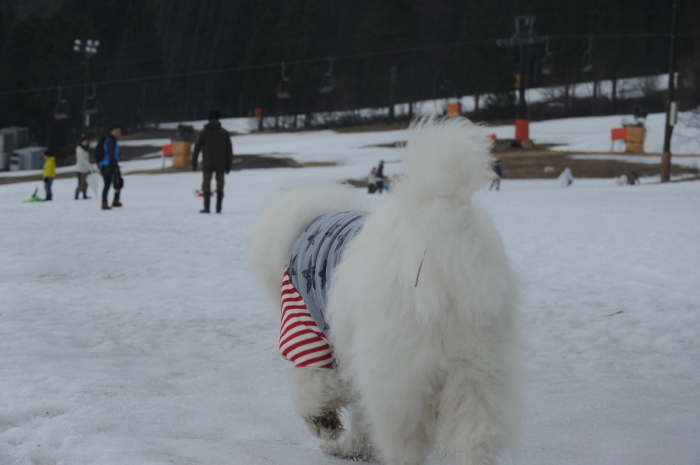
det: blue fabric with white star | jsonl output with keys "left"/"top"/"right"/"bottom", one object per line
{"left": 286, "top": 211, "right": 367, "bottom": 337}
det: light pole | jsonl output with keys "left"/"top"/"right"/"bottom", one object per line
{"left": 73, "top": 38, "right": 100, "bottom": 129}
{"left": 661, "top": 0, "right": 679, "bottom": 183}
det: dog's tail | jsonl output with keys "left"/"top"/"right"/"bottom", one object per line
{"left": 393, "top": 116, "right": 494, "bottom": 205}
{"left": 249, "top": 184, "right": 364, "bottom": 306}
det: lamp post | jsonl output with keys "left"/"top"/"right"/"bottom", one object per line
{"left": 661, "top": 0, "right": 679, "bottom": 183}
{"left": 73, "top": 39, "right": 99, "bottom": 129}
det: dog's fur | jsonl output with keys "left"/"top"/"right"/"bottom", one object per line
{"left": 250, "top": 117, "right": 521, "bottom": 465}
{"left": 614, "top": 174, "right": 628, "bottom": 186}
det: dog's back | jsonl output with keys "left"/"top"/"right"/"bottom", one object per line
{"left": 249, "top": 185, "right": 365, "bottom": 308}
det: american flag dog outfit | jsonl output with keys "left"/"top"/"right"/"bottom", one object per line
{"left": 280, "top": 211, "right": 367, "bottom": 369}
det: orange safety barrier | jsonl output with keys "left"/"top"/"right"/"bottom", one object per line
{"left": 162, "top": 143, "right": 173, "bottom": 156}
{"left": 487, "top": 134, "right": 497, "bottom": 146}
{"left": 611, "top": 128, "right": 626, "bottom": 141}
{"left": 446, "top": 102, "right": 461, "bottom": 117}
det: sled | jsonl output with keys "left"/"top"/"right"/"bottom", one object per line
{"left": 86, "top": 170, "right": 101, "bottom": 199}
{"left": 194, "top": 189, "right": 217, "bottom": 197}
{"left": 22, "top": 188, "right": 43, "bottom": 203}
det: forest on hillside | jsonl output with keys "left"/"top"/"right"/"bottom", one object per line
{"left": 0, "top": 0, "right": 698, "bottom": 153}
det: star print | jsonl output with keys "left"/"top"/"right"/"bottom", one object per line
{"left": 335, "top": 230, "right": 352, "bottom": 252}
{"left": 319, "top": 259, "right": 328, "bottom": 289}
{"left": 302, "top": 257, "right": 316, "bottom": 293}
{"left": 288, "top": 254, "right": 298, "bottom": 278}
{"left": 306, "top": 229, "right": 321, "bottom": 251}
{"left": 324, "top": 223, "right": 342, "bottom": 237}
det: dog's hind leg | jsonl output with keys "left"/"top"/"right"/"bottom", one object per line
{"left": 358, "top": 373, "right": 437, "bottom": 465}
{"left": 288, "top": 367, "right": 347, "bottom": 440}
{"left": 321, "top": 402, "right": 376, "bottom": 462}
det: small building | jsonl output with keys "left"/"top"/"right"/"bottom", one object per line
{"left": 0, "top": 127, "right": 30, "bottom": 171}
{"left": 10, "top": 147, "right": 46, "bottom": 171}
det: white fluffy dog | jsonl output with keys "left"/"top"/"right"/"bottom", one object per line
{"left": 250, "top": 117, "right": 521, "bottom": 465}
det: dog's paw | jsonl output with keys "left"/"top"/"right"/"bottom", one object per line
{"left": 320, "top": 434, "right": 375, "bottom": 462}
{"left": 309, "top": 411, "right": 344, "bottom": 440}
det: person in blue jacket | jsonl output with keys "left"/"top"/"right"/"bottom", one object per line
{"left": 97, "top": 124, "right": 123, "bottom": 210}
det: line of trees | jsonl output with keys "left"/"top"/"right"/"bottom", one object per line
{"left": 0, "top": 0, "right": 698, "bottom": 155}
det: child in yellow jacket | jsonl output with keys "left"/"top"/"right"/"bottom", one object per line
{"left": 42, "top": 151, "right": 56, "bottom": 201}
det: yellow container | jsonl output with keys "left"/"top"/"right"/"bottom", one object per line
{"left": 446, "top": 102, "right": 461, "bottom": 117}
{"left": 625, "top": 126, "right": 646, "bottom": 153}
{"left": 172, "top": 141, "right": 192, "bottom": 168}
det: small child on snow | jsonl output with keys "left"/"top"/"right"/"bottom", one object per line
{"left": 42, "top": 151, "right": 56, "bottom": 201}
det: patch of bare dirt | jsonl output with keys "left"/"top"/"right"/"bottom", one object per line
{"left": 333, "top": 122, "right": 410, "bottom": 133}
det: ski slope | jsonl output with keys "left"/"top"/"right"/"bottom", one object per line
{"left": 1, "top": 122, "right": 699, "bottom": 465}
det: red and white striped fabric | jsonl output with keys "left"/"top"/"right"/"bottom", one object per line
{"left": 279, "top": 269, "right": 334, "bottom": 369}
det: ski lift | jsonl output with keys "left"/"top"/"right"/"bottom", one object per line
{"left": 581, "top": 36, "right": 593, "bottom": 73}
{"left": 514, "top": 15, "right": 536, "bottom": 38}
{"left": 541, "top": 37, "right": 553, "bottom": 76}
{"left": 83, "top": 82, "right": 98, "bottom": 115}
{"left": 319, "top": 57, "right": 335, "bottom": 94}
{"left": 53, "top": 87, "right": 70, "bottom": 120}
{"left": 277, "top": 62, "right": 291, "bottom": 99}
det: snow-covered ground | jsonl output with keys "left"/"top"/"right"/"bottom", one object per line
{"left": 1, "top": 123, "right": 699, "bottom": 465}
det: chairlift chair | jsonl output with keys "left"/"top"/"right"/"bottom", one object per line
{"left": 580, "top": 36, "right": 593, "bottom": 73}
{"left": 84, "top": 83, "right": 98, "bottom": 115}
{"left": 277, "top": 62, "right": 291, "bottom": 99}
{"left": 319, "top": 72, "right": 334, "bottom": 94}
{"left": 581, "top": 50, "right": 593, "bottom": 73}
{"left": 277, "top": 80, "right": 291, "bottom": 99}
{"left": 84, "top": 97, "right": 98, "bottom": 115}
{"left": 319, "top": 57, "right": 335, "bottom": 94}
{"left": 541, "top": 55, "right": 553, "bottom": 76}
{"left": 541, "top": 38, "right": 553, "bottom": 76}
{"left": 53, "top": 87, "right": 70, "bottom": 120}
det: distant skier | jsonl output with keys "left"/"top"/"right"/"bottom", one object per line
{"left": 558, "top": 167, "right": 574, "bottom": 187}
{"left": 375, "top": 160, "right": 385, "bottom": 194}
{"left": 627, "top": 169, "right": 640, "bottom": 185}
{"left": 490, "top": 158, "right": 503, "bottom": 191}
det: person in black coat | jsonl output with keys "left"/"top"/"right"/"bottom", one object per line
{"left": 490, "top": 159, "right": 503, "bottom": 191}
{"left": 192, "top": 110, "right": 234, "bottom": 213}
{"left": 375, "top": 160, "right": 385, "bottom": 194}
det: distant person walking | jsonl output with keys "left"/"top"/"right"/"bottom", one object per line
{"left": 191, "top": 110, "right": 233, "bottom": 214}
{"left": 490, "top": 158, "right": 503, "bottom": 191}
{"left": 96, "top": 124, "right": 123, "bottom": 210}
{"left": 74, "top": 136, "right": 91, "bottom": 199}
{"left": 375, "top": 160, "right": 385, "bottom": 194}
{"left": 42, "top": 150, "right": 56, "bottom": 201}
{"left": 367, "top": 167, "right": 377, "bottom": 194}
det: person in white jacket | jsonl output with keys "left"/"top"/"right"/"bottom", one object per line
{"left": 558, "top": 167, "right": 574, "bottom": 187}
{"left": 75, "top": 137, "right": 91, "bottom": 199}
